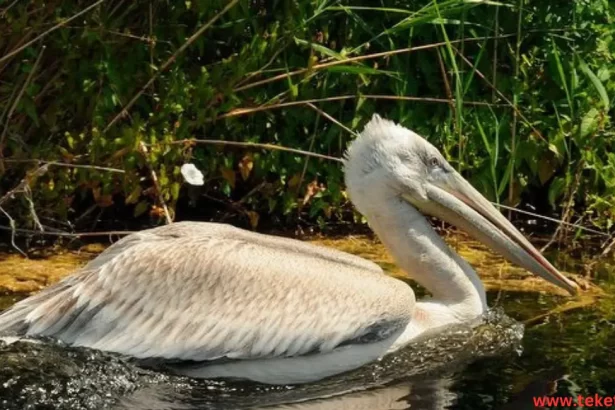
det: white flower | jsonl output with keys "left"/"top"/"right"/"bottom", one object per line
{"left": 180, "top": 163, "right": 204, "bottom": 186}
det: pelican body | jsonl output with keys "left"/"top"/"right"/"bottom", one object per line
{"left": 0, "top": 115, "right": 577, "bottom": 384}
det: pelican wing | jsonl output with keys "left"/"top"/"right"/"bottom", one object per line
{"left": 0, "top": 222, "right": 414, "bottom": 362}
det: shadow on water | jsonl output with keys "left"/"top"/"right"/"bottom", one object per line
{"left": 0, "top": 308, "right": 523, "bottom": 410}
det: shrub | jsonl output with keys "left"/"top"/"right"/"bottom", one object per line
{"left": 0, "top": 0, "right": 613, "bottom": 234}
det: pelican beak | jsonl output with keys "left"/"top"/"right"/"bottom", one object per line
{"left": 403, "top": 171, "right": 578, "bottom": 295}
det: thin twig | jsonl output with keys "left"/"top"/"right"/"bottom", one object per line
{"left": 363, "top": 95, "right": 506, "bottom": 107}
{"left": 0, "top": 30, "right": 35, "bottom": 77}
{"left": 164, "top": 139, "right": 344, "bottom": 163}
{"left": 234, "top": 40, "right": 291, "bottom": 88}
{"left": 234, "top": 35, "right": 517, "bottom": 93}
{"left": 452, "top": 47, "right": 546, "bottom": 142}
{"left": 0, "top": 164, "right": 48, "bottom": 254}
{"left": 296, "top": 110, "right": 323, "bottom": 196}
{"left": 218, "top": 96, "right": 355, "bottom": 119}
{"left": 108, "top": 0, "right": 127, "bottom": 19}
{"left": 0, "top": 45, "right": 45, "bottom": 163}
{"left": 0, "top": 164, "right": 49, "bottom": 207}
{"left": 32, "top": 69, "right": 62, "bottom": 105}
{"left": 305, "top": 103, "right": 358, "bottom": 137}
{"left": 491, "top": 6, "right": 500, "bottom": 103}
{"left": 60, "top": 26, "right": 165, "bottom": 44}
{"left": 0, "top": 202, "right": 606, "bottom": 241}
{"left": 148, "top": 1, "right": 155, "bottom": 86}
{"left": 24, "top": 185, "right": 44, "bottom": 232}
{"left": 435, "top": 49, "right": 457, "bottom": 132}
{"left": 0, "top": 225, "right": 133, "bottom": 237}
{"left": 219, "top": 182, "right": 268, "bottom": 222}
{"left": 74, "top": 204, "right": 99, "bottom": 225}
{"left": 0, "top": 186, "right": 608, "bottom": 243}
{"left": 601, "top": 235, "right": 615, "bottom": 257}
{"left": 508, "top": 0, "right": 523, "bottom": 218}
{"left": 3, "top": 159, "right": 125, "bottom": 173}
{"left": 0, "top": 207, "right": 27, "bottom": 257}
{"left": 541, "top": 161, "right": 585, "bottom": 252}
{"left": 493, "top": 203, "right": 608, "bottom": 237}
{"left": 104, "top": 0, "right": 239, "bottom": 132}
{"left": 0, "top": 77, "right": 19, "bottom": 131}
{"left": 0, "top": 0, "right": 106, "bottom": 64}
{"left": 0, "top": 0, "right": 20, "bottom": 18}
{"left": 218, "top": 95, "right": 506, "bottom": 120}
{"left": 137, "top": 142, "right": 172, "bottom": 224}
{"left": 223, "top": 27, "right": 583, "bottom": 97}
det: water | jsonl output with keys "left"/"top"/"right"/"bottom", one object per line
{"left": 0, "top": 235, "right": 613, "bottom": 409}
{"left": 0, "top": 308, "right": 523, "bottom": 410}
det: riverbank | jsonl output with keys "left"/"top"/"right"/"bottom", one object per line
{"left": 0, "top": 229, "right": 604, "bottom": 312}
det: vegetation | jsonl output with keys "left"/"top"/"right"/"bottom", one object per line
{"left": 0, "top": 0, "right": 613, "bottom": 237}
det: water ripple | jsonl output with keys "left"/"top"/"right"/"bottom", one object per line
{"left": 0, "top": 308, "right": 522, "bottom": 410}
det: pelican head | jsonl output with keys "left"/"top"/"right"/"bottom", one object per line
{"left": 345, "top": 114, "right": 578, "bottom": 295}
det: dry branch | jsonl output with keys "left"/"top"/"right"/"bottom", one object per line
{"left": 3, "top": 159, "right": 125, "bottom": 173}
{"left": 305, "top": 102, "right": 357, "bottom": 137}
{"left": 165, "top": 139, "right": 344, "bottom": 163}
{"left": 218, "top": 95, "right": 506, "bottom": 120}
{"left": 234, "top": 34, "right": 517, "bottom": 93}
{"left": 0, "top": 225, "right": 133, "bottom": 238}
{"left": 0, "top": 164, "right": 49, "bottom": 207}
{"left": 0, "top": 164, "right": 49, "bottom": 255}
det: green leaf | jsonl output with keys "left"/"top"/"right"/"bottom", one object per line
{"left": 498, "top": 159, "right": 513, "bottom": 197}
{"left": 125, "top": 185, "right": 142, "bottom": 205}
{"left": 21, "top": 99, "right": 39, "bottom": 127}
{"left": 548, "top": 177, "right": 567, "bottom": 208}
{"left": 549, "top": 38, "right": 573, "bottom": 115}
{"left": 579, "top": 58, "right": 610, "bottom": 111}
{"left": 538, "top": 156, "right": 556, "bottom": 185}
{"left": 294, "top": 38, "right": 345, "bottom": 61}
{"left": 170, "top": 182, "right": 181, "bottom": 201}
{"left": 580, "top": 108, "right": 599, "bottom": 138}
{"left": 134, "top": 201, "right": 149, "bottom": 217}
{"left": 324, "top": 6, "right": 414, "bottom": 14}
{"left": 475, "top": 116, "right": 492, "bottom": 157}
{"left": 324, "top": 65, "right": 396, "bottom": 76}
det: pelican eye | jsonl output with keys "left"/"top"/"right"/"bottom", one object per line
{"left": 428, "top": 157, "right": 441, "bottom": 168}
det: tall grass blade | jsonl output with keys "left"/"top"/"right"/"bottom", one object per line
{"left": 578, "top": 57, "right": 610, "bottom": 111}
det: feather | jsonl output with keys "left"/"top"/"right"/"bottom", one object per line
{"left": 0, "top": 222, "right": 414, "bottom": 366}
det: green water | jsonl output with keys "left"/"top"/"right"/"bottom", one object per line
{"left": 454, "top": 289, "right": 615, "bottom": 409}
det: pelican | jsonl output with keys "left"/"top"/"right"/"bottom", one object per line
{"left": 0, "top": 115, "right": 577, "bottom": 385}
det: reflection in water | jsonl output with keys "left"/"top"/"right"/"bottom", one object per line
{"left": 0, "top": 309, "right": 522, "bottom": 410}
{"left": 114, "top": 376, "right": 457, "bottom": 410}
{"left": 500, "top": 369, "right": 564, "bottom": 410}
